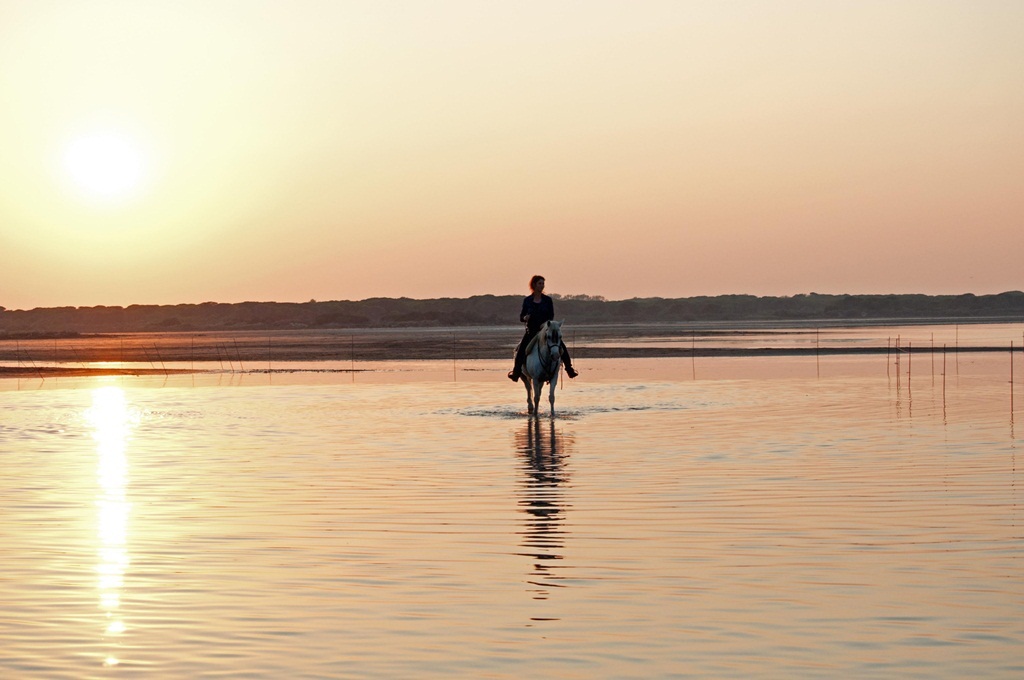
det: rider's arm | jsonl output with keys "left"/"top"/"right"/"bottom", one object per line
{"left": 520, "top": 298, "right": 531, "bottom": 324}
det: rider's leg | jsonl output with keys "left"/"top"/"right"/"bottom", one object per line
{"left": 508, "top": 335, "right": 528, "bottom": 381}
{"left": 559, "top": 341, "right": 578, "bottom": 378}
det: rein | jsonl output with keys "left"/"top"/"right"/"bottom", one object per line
{"left": 525, "top": 321, "right": 563, "bottom": 381}
{"left": 541, "top": 331, "right": 561, "bottom": 377}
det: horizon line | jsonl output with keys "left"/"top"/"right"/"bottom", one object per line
{"left": 4, "top": 290, "right": 1024, "bottom": 314}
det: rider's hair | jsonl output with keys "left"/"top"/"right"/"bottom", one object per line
{"left": 529, "top": 275, "right": 545, "bottom": 292}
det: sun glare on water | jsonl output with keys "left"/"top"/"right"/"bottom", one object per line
{"left": 63, "top": 130, "right": 147, "bottom": 202}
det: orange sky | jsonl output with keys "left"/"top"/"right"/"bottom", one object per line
{"left": 1, "top": 1, "right": 1021, "bottom": 310}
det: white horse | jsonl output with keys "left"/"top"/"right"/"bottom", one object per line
{"left": 521, "top": 320, "right": 564, "bottom": 417}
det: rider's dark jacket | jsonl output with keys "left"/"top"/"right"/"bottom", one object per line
{"left": 520, "top": 294, "right": 554, "bottom": 337}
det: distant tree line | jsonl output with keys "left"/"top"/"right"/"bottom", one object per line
{"left": 1, "top": 292, "right": 1023, "bottom": 335}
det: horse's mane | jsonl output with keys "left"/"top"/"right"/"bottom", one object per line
{"left": 525, "top": 320, "right": 560, "bottom": 357}
{"left": 523, "top": 321, "right": 549, "bottom": 356}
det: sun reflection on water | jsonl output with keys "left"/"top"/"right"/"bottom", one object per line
{"left": 85, "top": 385, "right": 136, "bottom": 667}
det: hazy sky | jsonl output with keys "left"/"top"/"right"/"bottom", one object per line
{"left": 2, "top": 1, "right": 1021, "bottom": 309}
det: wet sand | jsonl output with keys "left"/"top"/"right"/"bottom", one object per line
{"left": 0, "top": 366, "right": 195, "bottom": 378}
{"left": 1, "top": 322, "right": 1019, "bottom": 378}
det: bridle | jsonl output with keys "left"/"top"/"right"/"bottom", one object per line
{"left": 541, "top": 327, "right": 562, "bottom": 377}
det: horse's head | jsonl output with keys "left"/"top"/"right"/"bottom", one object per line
{"left": 545, "top": 320, "right": 563, "bottom": 347}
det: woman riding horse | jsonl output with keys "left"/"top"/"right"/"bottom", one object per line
{"left": 508, "top": 275, "right": 578, "bottom": 382}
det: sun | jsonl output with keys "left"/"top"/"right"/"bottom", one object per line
{"left": 63, "top": 130, "right": 146, "bottom": 202}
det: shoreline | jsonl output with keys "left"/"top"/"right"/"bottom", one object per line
{"left": 0, "top": 366, "right": 198, "bottom": 378}
{"left": 3, "top": 321, "right": 1021, "bottom": 379}
{"left": 0, "top": 345, "right": 1013, "bottom": 380}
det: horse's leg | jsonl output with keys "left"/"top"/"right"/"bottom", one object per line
{"left": 531, "top": 378, "right": 543, "bottom": 417}
{"left": 524, "top": 379, "right": 534, "bottom": 414}
{"left": 548, "top": 372, "right": 558, "bottom": 417}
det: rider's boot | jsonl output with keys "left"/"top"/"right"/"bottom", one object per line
{"left": 509, "top": 344, "right": 526, "bottom": 382}
{"left": 565, "top": 361, "right": 578, "bottom": 379}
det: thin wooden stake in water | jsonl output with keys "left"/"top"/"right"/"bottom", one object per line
{"left": 15, "top": 340, "right": 44, "bottom": 379}
{"left": 153, "top": 344, "right": 168, "bottom": 376}
{"left": 815, "top": 327, "right": 820, "bottom": 379}
{"left": 943, "top": 344, "right": 947, "bottom": 405}
{"left": 955, "top": 324, "right": 960, "bottom": 376}
{"left": 931, "top": 332, "right": 935, "bottom": 384}
{"left": 141, "top": 344, "right": 156, "bottom": 371}
{"left": 907, "top": 341, "right": 913, "bottom": 407}
{"left": 692, "top": 331, "right": 696, "bottom": 380}
{"left": 895, "top": 336, "right": 901, "bottom": 390}
{"left": 1011, "top": 341, "right": 1015, "bottom": 414}
{"left": 69, "top": 343, "right": 86, "bottom": 368}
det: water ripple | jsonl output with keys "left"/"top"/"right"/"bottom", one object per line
{"left": 0, "top": 359, "right": 1021, "bottom": 678}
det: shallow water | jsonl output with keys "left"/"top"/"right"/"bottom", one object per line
{"left": 1, "top": 353, "right": 1022, "bottom": 678}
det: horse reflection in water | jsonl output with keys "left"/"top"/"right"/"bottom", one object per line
{"left": 515, "top": 418, "right": 573, "bottom": 605}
